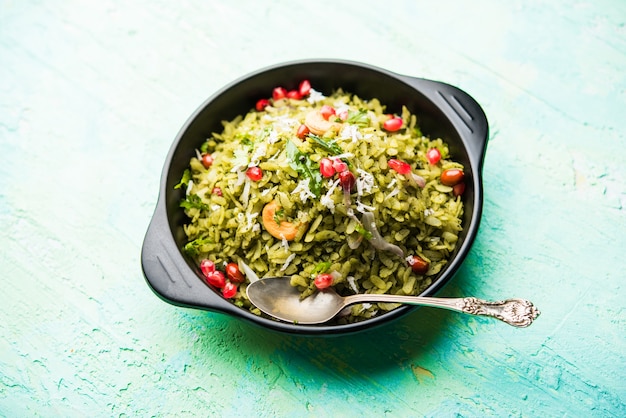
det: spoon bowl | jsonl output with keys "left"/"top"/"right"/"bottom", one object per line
{"left": 247, "top": 277, "right": 540, "bottom": 327}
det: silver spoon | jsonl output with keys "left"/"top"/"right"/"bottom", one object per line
{"left": 246, "top": 277, "right": 540, "bottom": 327}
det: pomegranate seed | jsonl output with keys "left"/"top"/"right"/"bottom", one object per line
{"left": 388, "top": 159, "right": 412, "bottom": 175}
{"left": 337, "top": 110, "right": 348, "bottom": 121}
{"left": 426, "top": 148, "right": 441, "bottom": 165}
{"left": 222, "top": 281, "right": 237, "bottom": 298}
{"left": 225, "top": 262, "right": 244, "bottom": 283}
{"left": 205, "top": 270, "right": 226, "bottom": 288}
{"left": 339, "top": 170, "right": 355, "bottom": 192}
{"left": 440, "top": 168, "right": 464, "bottom": 186}
{"left": 200, "top": 259, "right": 215, "bottom": 277}
{"left": 287, "top": 90, "right": 302, "bottom": 100}
{"left": 314, "top": 273, "right": 333, "bottom": 290}
{"left": 319, "top": 105, "right": 336, "bottom": 120}
{"left": 296, "top": 124, "right": 310, "bottom": 139}
{"left": 201, "top": 153, "right": 214, "bottom": 169}
{"left": 407, "top": 255, "right": 429, "bottom": 275}
{"left": 319, "top": 157, "right": 335, "bottom": 178}
{"left": 272, "top": 87, "right": 287, "bottom": 101}
{"left": 298, "top": 79, "right": 311, "bottom": 96}
{"left": 383, "top": 116, "right": 403, "bottom": 132}
{"left": 246, "top": 166, "right": 263, "bottom": 181}
{"left": 332, "top": 159, "right": 348, "bottom": 173}
{"left": 211, "top": 187, "right": 223, "bottom": 196}
{"left": 255, "top": 98, "right": 270, "bottom": 112}
{"left": 453, "top": 182, "right": 466, "bottom": 196}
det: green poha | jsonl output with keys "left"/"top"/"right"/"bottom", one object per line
{"left": 177, "top": 81, "right": 465, "bottom": 323}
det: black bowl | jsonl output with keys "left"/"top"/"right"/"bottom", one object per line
{"left": 141, "top": 59, "right": 488, "bottom": 335}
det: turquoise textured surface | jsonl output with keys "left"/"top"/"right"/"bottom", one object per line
{"left": 1, "top": 1, "right": 625, "bottom": 416}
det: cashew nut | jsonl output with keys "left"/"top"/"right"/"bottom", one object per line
{"left": 304, "top": 110, "right": 342, "bottom": 136}
{"left": 262, "top": 200, "right": 306, "bottom": 241}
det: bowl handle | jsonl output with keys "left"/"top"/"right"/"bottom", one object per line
{"left": 141, "top": 200, "right": 230, "bottom": 311}
{"left": 400, "top": 76, "right": 489, "bottom": 167}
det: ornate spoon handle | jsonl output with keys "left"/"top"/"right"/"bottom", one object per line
{"left": 454, "top": 297, "right": 540, "bottom": 327}
{"left": 345, "top": 294, "right": 541, "bottom": 327}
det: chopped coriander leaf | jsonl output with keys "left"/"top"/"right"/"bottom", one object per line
{"left": 174, "top": 169, "right": 191, "bottom": 189}
{"left": 200, "top": 141, "right": 210, "bottom": 154}
{"left": 240, "top": 137, "right": 254, "bottom": 148}
{"left": 285, "top": 140, "right": 323, "bottom": 197}
{"left": 346, "top": 109, "right": 369, "bottom": 126}
{"left": 180, "top": 194, "right": 210, "bottom": 211}
{"left": 312, "top": 261, "right": 332, "bottom": 275}
{"left": 274, "top": 208, "right": 285, "bottom": 224}
{"left": 183, "top": 236, "right": 213, "bottom": 257}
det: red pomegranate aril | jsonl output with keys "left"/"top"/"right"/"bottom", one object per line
{"left": 212, "top": 187, "right": 223, "bottom": 196}
{"left": 319, "top": 157, "right": 335, "bottom": 178}
{"left": 383, "top": 116, "right": 403, "bottom": 132}
{"left": 206, "top": 270, "right": 226, "bottom": 288}
{"left": 201, "top": 153, "right": 214, "bottom": 168}
{"left": 441, "top": 168, "right": 464, "bottom": 186}
{"left": 298, "top": 79, "right": 311, "bottom": 96}
{"left": 314, "top": 273, "right": 333, "bottom": 290}
{"left": 426, "top": 148, "right": 441, "bottom": 165}
{"left": 320, "top": 105, "right": 336, "bottom": 120}
{"left": 286, "top": 90, "right": 302, "bottom": 100}
{"left": 332, "top": 159, "right": 348, "bottom": 173}
{"left": 453, "top": 182, "right": 466, "bottom": 196}
{"left": 407, "top": 255, "right": 429, "bottom": 275}
{"left": 296, "top": 124, "right": 310, "bottom": 139}
{"left": 200, "top": 259, "right": 216, "bottom": 277}
{"left": 225, "top": 262, "right": 244, "bottom": 283}
{"left": 222, "top": 281, "right": 237, "bottom": 298}
{"left": 272, "top": 87, "right": 287, "bottom": 101}
{"left": 255, "top": 98, "right": 270, "bottom": 112}
{"left": 246, "top": 166, "right": 263, "bottom": 181}
{"left": 339, "top": 170, "right": 355, "bottom": 192}
{"left": 388, "top": 159, "right": 412, "bottom": 175}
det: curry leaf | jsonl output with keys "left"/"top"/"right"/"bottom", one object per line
{"left": 307, "top": 133, "right": 343, "bottom": 155}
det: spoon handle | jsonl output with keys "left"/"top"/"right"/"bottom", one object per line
{"left": 344, "top": 294, "right": 540, "bottom": 327}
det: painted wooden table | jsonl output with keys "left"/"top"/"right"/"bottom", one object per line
{"left": 1, "top": 1, "right": 625, "bottom": 416}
